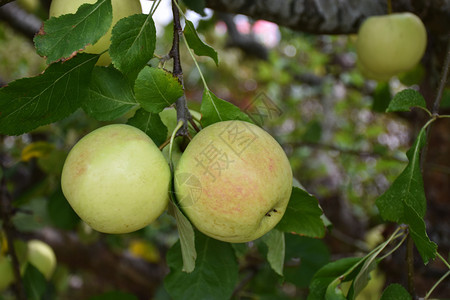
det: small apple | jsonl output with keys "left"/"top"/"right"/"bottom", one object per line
{"left": 0, "top": 256, "right": 14, "bottom": 291}
{"left": 27, "top": 240, "right": 56, "bottom": 280}
{"left": 356, "top": 13, "right": 427, "bottom": 78}
{"left": 61, "top": 124, "right": 171, "bottom": 233}
{"left": 49, "top": 0, "right": 142, "bottom": 65}
{"left": 174, "top": 120, "right": 293, "bottom": 243}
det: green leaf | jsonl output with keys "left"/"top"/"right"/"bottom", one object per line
{"left": 84, "top": 66, "right": 137, "bottom": 121}
{"left": 307, "top": 257, "right": 361, "bottom": 300}
{"left": 372, "top": 82, "right": 391, "bottom": 113}
{"left": 164, "top": 232, "right": 238, "bottom": 300}
{"left": 403, "top": 204, "right": 437, "bottom": 264}
{"left": 167, "top": 202, "right": 196, "bottom": 273}
{"left": 376, "top": 127, "right": 437, "bottom": 263}
{"left": 0, "top": 53, "right": 97, "bottom": 135}
{"left": 200, "top": 89, "right": 253, "bottom": 127}
{"left": 127, "top": 108, "right": 167, "bottom": 146}
{"left": 441, "top": 88, "right": 450, "bottom": 108}
{"left": 284, "top": 235, "right": 330, "bottom": 287}
{"left": 88, "top": 291, "right": 139, "bottom": 300}
{"left": 48, "top": 188, "right": 79, "bottom": 230}
{"left": 325, "top": 279, "right": 347, "bottom": 300}
{"left": 34, "top": 0, "right": 112, "bottom": 64}
{"left": 23, "top": 264, "right": 48, "bottom": 300}
{"left": 262, "top": 229, "right": 285, "bottom": 276}
{"left": 276, "top": 187, "right": 325, "bottom": 238}
{"left": 350, "top": 230, "right": 397, "bottom": 299}
{"left": 110, "top": 14, "right": 156, "bottom": 76}
{"left": 376, "top": 127, "right": 427, "bottom": 220}
{"left": 303, "top": 120, "right": 322, "bottom": 143}
{"left": 184, "top": 20, "right": 218, "bottom": 66}
{"left": 182, "top": 0, "right": 206, "bottom": 16}
{"left": 386, "top": 89, "right": 427, "bottom": 113}
{"left": 134, "top": 67, "right": 183, "bottom": 113}
{"left": 380, "top": 284, "right": 411, "bottom": 300}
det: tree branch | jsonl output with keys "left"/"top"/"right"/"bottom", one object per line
{"left": 0, "top": 0, "right": 14, "bottom": 7}
{"left": 170, "top": 0, "right": 191, "bottom": 137}
{"left": 289, "top": 141, "right": 408, "bottom": 162}
{"left": 205, "top": 0, "right": 450, "bottom": 35}
{"left": 0, "top": 2, "right": 42, "bottom": 41}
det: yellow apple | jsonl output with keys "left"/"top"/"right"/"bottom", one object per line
{"left": 0, "top": 256, "right": 14, "bottom": 291}
{"left": 49, "top": 0, "right": 142, "bottom": 65}
{"left": 356, "top": 13, "right": 427, "bottom": 78}
{"left": 27, "top": 240, "right": 56, "bottom": 280}
{"left": 61, "top": 124, "right": 171, "bottom": 233}
{"left": 174, "top": 120, "right": 293, "bottom": 243}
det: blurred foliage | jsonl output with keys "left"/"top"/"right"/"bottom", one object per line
{"left": 0, "top": 3, "right": 430, "bottom": 299}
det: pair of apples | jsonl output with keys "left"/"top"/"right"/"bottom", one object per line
{"left": 61, "top": 115, "right": 293, "bottom": 243}
{"left": 52, "top": 0, "right": 293, "bottom": 243}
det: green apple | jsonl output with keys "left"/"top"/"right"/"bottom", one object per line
{"left": 357, "top": 59, "right": 392, "bottom": 82}
{"left": 27, "top": 240, "right": 56, "bottom": 280}
{"left": 49, "top": 0, "right": 142, "bottom": 65}
{"left": 0, "top": 256, "right": 14, "bottom": 291}
{"left": 61, "top": 124, "right": 171, "bottom": 234}
{"left": 17, "top": 0, "right": 40, "bottom": 13}
{"left": 174, "top": 120, "right": 293, "bottom": 243}
{"left": 356, "top": 13, "right": 427, "bottom": 78}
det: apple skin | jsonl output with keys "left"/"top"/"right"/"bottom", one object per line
{"left": 49, "top": 0, "right": 142, "bottom": 65}
{"left": 61, "top": 124, "right": 170, "bottom": 234}
{"left": 27, "top": 240, "right": 56, "bottom": 280}
{"left": 0, "top": 256, "right": 14, "bottom": 291}
{"left": 174, "top": 120, "right": 293, "bottom": 243}
{"left": 356, "top": 13, "right": 427, "bottom": 78}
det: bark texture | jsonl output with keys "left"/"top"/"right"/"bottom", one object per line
{"left": 205, "top": 0, "right": 450, "bottom": 35}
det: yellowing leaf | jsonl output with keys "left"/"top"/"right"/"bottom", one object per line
{"left": 21, "top": 142, "right": 55, "bottom": 162}
{"left": 128, "top": 240, "right": 160, "bottom": 263}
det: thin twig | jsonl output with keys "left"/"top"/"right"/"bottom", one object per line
{"left": 289, "top": 141, "right": 407, "bottom": 162}
{"left": 424, "top": 270, "right": 450, "bottom": 300}
{"left": 0, "top": 165, "right": 26, "bottom": 300}
{"left": 232, "top": 268, "right": 259, "bottom": 297}
{"left": 432, "top": 39, "right": 450, "bottom": 115}
{"left": 406, "top": 231, "right": 416, "bottom": 299}
{"left": 188, "top": 118, "right": 201, "bottom": 133}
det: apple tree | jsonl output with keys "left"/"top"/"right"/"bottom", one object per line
{"left": 0, "top": 0, "right": 449, "bottom": 299}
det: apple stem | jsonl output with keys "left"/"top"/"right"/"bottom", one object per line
{"left": 0, "top": 163, "right": 27, "bottom": 300}
{"left": 169, "top": 0, "right": 192, "bottom": 137}
{"left": 387, "top": 0, "right": 392, "bottom": 14}
{"left": 158, "top": 137, "right": 171, "bottom": 150}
